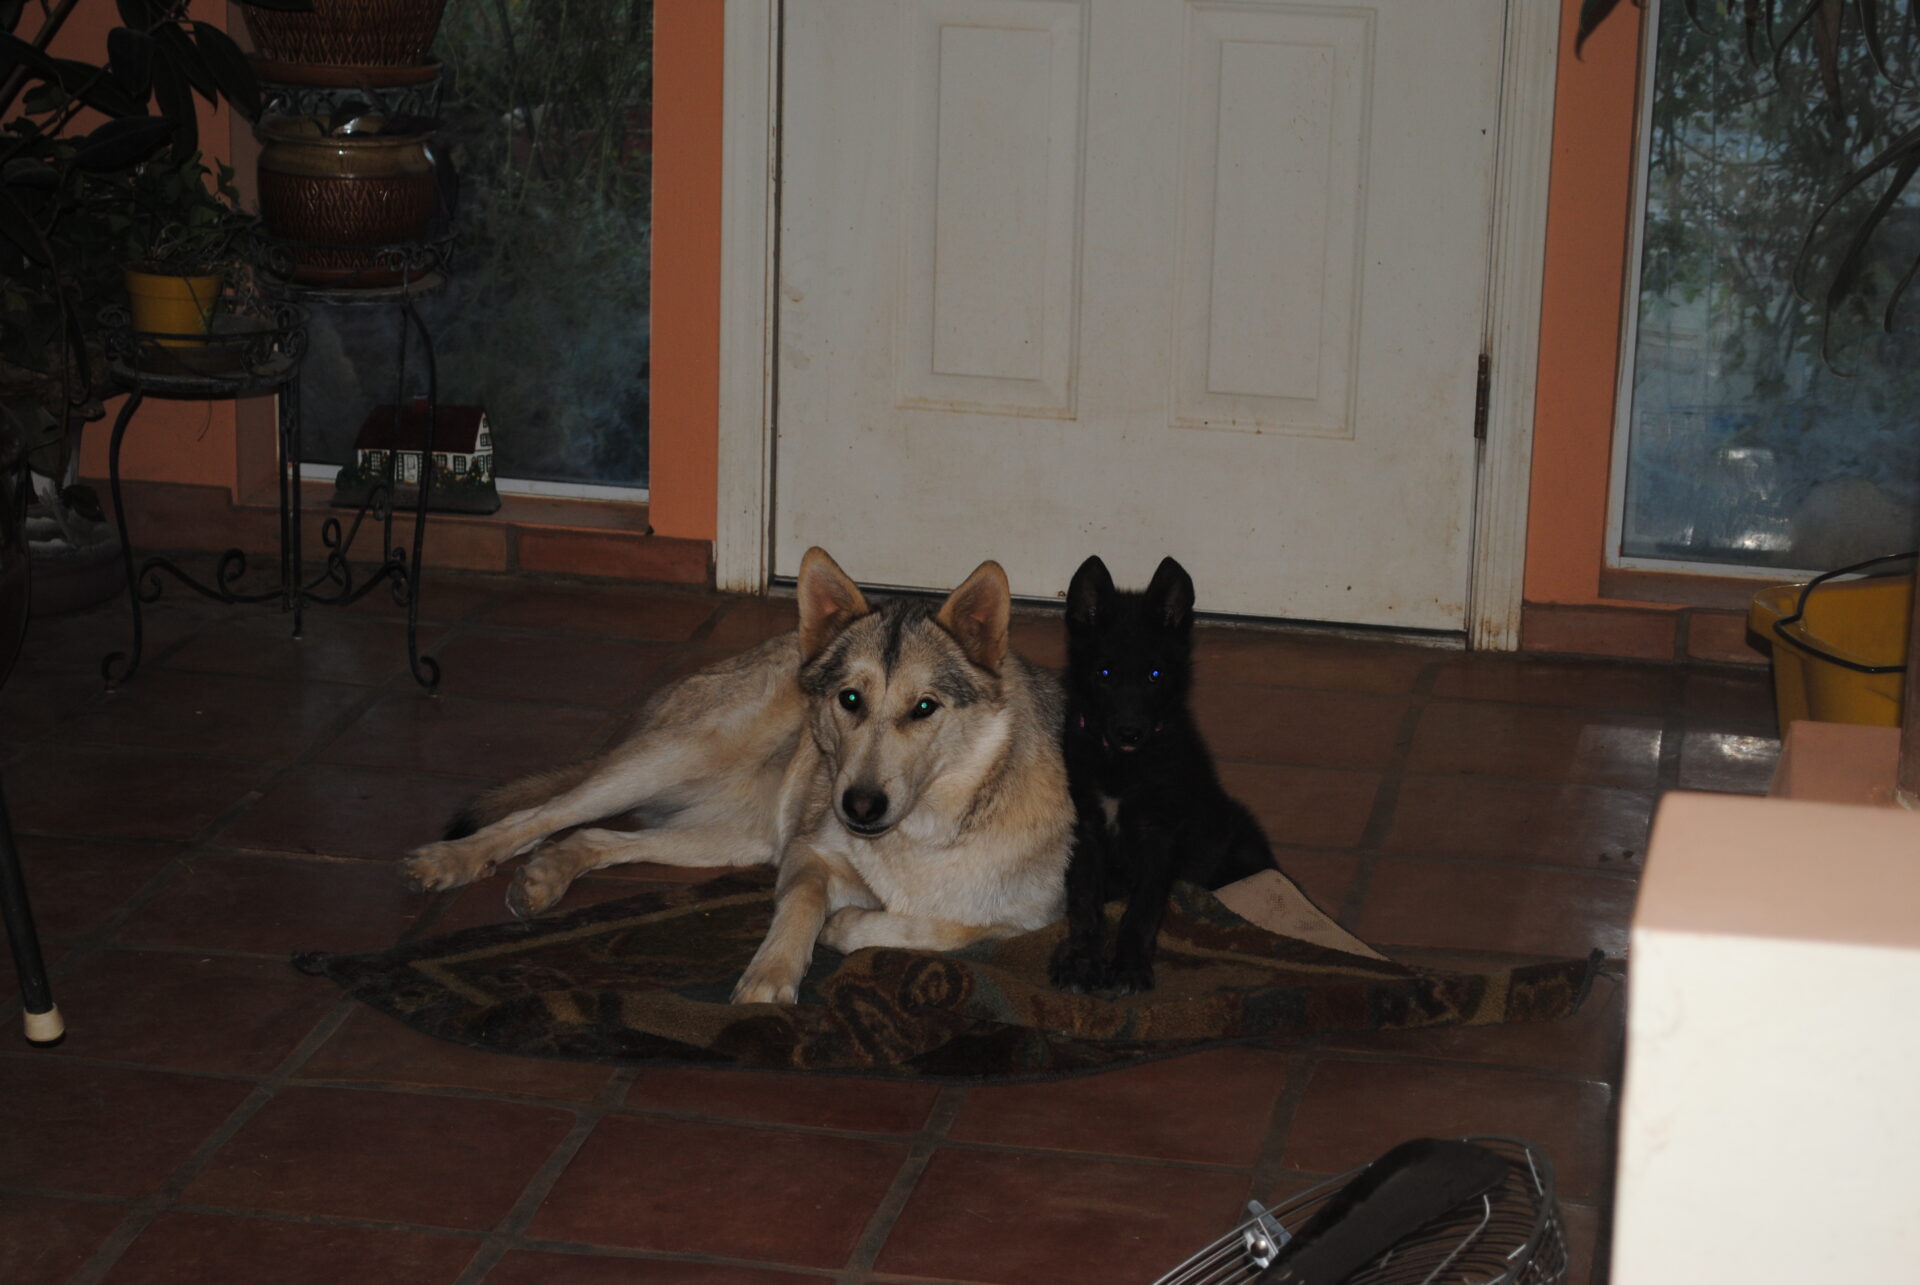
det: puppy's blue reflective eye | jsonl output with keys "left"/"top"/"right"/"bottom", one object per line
{"left": 1098, "top": 668, "right": 1112, "bottom": 682}
{"left": 1148, "top": 669, "right": 1161, "bottom": 683}
{"left": 838, "top": 689, "right": 860, "bottom": 711}
{"left": 910, "top": 697, "right": 939, "bottom": 720}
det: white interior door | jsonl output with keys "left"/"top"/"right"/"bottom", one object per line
{"left": 773, "top": 0, "right": 1506, "bottom": 630}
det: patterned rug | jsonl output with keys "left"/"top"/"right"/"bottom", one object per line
{"left": 295, "top": 867, "right": 1600, "bottom": 1082}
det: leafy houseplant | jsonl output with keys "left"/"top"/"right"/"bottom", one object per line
{"left": 1, "top": 0, "right": 302, "bottom": 603}
{"left": 117, "top": 151, "right": 257, "bottom": 344}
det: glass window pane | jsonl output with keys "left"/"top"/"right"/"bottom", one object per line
{"left": 296, "top": 0, "right": 653, "bottom": 491}
{"left": 1619, "top": 3, "right": 1920, "bottom": 572}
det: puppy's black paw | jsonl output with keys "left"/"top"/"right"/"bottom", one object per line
{"left": 1101, "top": 962, "right": 1156, "bottom": 996}
{"left": 1049, "top": 941, "right": 1107, "bottom": 993}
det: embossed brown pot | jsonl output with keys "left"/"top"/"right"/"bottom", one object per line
{"left": 242, "top": 0, "right": 447, "bottom": 68}
{"left": 256, "top": 116, "right": 439, "bottom": 285}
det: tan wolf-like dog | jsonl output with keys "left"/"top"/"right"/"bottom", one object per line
{"left": 400, "top": 548, "right": 1073, "bottom": 1004}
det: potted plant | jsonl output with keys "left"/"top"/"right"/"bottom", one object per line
{"left": 116, "top": 153, "right": 258, "bottom": 345}
{"left": 2, "top": 0, "right": 299, "bottom": 610}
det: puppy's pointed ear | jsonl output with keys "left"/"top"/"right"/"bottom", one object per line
{"left": 937, "top": 559, "right": 1011, "bottom": 673}
{"left": 1066, "top": 556, "right": 1114, "bottom": 633}
{"left": 796, "top": 547, "right": 870, "bottom": 660}
{"left": 1145, "top": 557, "right": 1195, "bottom": 633}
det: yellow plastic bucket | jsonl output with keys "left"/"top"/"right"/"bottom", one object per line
{"left": 1748, "top": 557, "right": 1912, "bottom": 737}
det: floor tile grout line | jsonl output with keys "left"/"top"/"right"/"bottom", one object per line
{"left": 1334, "top": 660, "right": 1442, "bottom": 933}
{"left": 448, "top": 1065, "right": 641, "bottom": 1285}
{"left": 492, "top": 1238, "right": 843, "bottom": 1277}
{"left": 835, "top": 1084, "right": 967, "bottom": 1284}
{"left": 64, "top": 995, "right": 364, "bottom": 1285}
{"left": 2, "top": 672, "right": 406, "bottom": 1007}
{"left": 1654, "top": 666, "right": 1691, "bottom": 797}
{"left": 1247, "top": 1048, "right": 1325, "bottom": 1218}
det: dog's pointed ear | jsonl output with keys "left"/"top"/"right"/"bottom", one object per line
{"left": 1145, "top": 557, "right": 1195, "bottom": 633}
{"left": 937, "top": 559, "right": 1011, "bottom": 673}
{"left": 1066, "top": 556, "right": 1114, "bottom": 633}
{"left": 796, "top": 547, "right": 870, "bottom": 660}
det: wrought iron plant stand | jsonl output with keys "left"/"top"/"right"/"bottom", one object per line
{"left": 101, "top": 235, "right": 452, "bottom": 692}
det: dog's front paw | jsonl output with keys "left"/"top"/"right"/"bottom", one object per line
{"left": 505, "top": 861, "right": 572, "bottom": 919}
{"left": 400, "top": 840, "right": 494, "bottom": 892}
{"left": 818, "top": 907, "right": 871, "bottom": 953}
{"left": 1049, "top": 940, "right": 1107, "bottom": 994}
{"left": 730, "top": 960, "right": 802, "bottom": 1005}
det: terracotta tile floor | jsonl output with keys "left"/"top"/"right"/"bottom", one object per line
{"left": 0, "top": 572, "right": 1782, "bottom": 1284}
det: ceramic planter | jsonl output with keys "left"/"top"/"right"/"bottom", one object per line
{"left": 255, "top": 116, "right": 440, "bottom": 285}
{"left": 243, "top": 0, "right": 447, "bottom": 70}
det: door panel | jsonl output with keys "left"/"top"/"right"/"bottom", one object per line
{"left": 775, "top": 0, "right": 1505, "bottom": 629}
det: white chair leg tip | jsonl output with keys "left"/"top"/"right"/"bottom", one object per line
{"left": 24, "top": 1004, "right": 64, "bottom": 1044}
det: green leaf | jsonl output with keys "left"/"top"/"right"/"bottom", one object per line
{"left": 190, "top": 21, "right": 262, "bottom": 121}
{"left": 154, "top": 23, "right": 217, "bottom": 107}
{"left": 151, "top": 51, "right": 197, "bottom": 160}
{"left": 1, "top": 159, "right": 57, "bottom": 190}
{"left": 20, "top": 81, "right": 68, "bottom": 114}
{"left": 0, "top": 189, "right": 47, "bottom": 265}
{"left": 107, "top": 26, "right": 156, "bottom": 101}
{"left": 0, "top": 31, "right": 61, "bottom": 84}
{"left": 47, "top": 54, "right": 147, "bottom": 117}
{"left": 115, "top": 0, "right": 160, "bottom": 30}
{"left": 70, "top": 116, "right": 176, "bottom": 172}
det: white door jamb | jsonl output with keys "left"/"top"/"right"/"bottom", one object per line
{"left": 1468, "top": 3, "right": 1562, "bottom": 650}
{"left": 714, "top": 0, "right": 781, "bottom": 594}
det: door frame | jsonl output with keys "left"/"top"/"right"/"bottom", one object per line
{"left": 715, "top": 0, "right": 1560, "bottom": 650}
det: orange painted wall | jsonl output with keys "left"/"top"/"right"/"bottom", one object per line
{"left": 51, "top": 0, "right": 241, "bottom": 493}
{"left": 1526, "top": 0, "right": 1658, "bottom": 607}
{"left": 645, "top": 0, "right": 723, "bottom": 543}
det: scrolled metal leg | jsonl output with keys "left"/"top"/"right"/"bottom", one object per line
{"left": 0, "top": 776, "right": 62, "bottom": 1044}
{"left": 286, "top": 372, "right": 305, "bottom": 639}
{"left": 101, "top": 390, "right": 146, "bottom": 688}
{"left": 401, "top": 297, "right": 439, "bottom": 692}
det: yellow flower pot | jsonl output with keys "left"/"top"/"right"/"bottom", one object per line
{"left": 124, "top": 268, "right": 224, "bottom": 347}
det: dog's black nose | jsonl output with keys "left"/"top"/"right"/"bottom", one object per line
{"left": 1113, "top": 725, "right": 1146, "bottom": 748}
{"left": 841, "top": 787, "right": 890, "bottom": 828}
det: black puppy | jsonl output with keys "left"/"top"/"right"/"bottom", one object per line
{"left": 1050, "top": 555, "right": 1276, "bottom": 994}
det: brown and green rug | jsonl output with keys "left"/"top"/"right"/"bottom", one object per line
{"left": 295, "top": 867, "right": 1599, "bottom": 1083}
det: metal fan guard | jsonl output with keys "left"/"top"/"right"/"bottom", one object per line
{"left": 1153, "top": 1135, "right": 1568, "bottom": 1285}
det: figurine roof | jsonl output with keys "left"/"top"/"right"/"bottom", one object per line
{"left": 353, "top": 399, "right": 488, "bottom": 454}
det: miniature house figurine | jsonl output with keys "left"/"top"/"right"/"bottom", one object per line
{"left": 332, "top": 399, "right": 502, "bottom": 515}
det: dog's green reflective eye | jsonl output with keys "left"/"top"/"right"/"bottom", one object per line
{"left": 911, "top": 697, "right": 939, "bottom": 720}
{"left": 838, "top": 689, "right": 860, "bottom": 711}
{"left": 1148, "top": 669, "right": 1161, "bottom": 683}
